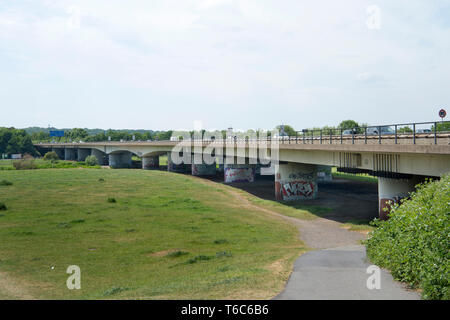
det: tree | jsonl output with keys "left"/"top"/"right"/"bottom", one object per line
{"left": 43, "top": 151, "right": 59, "bottom": 163}
{"left": 275, "top": 125, "right": 296, "bottom": 136}
{"left": 338, "top": 120, "right": 360, "bottom": 131}
{"left": 398, "top": 126, "right": 413, "bottom": 133}
{"left": 67, "top": 128, "right": 88, "bottom": 141}
{"left": 0, "top": 128, "right": 36, "bottom": 156}
{"left": 85, "top": 155, "right": 99, "bottom": 166}
{"left": 432, "top": 122, "right": 450, "bottom": 132}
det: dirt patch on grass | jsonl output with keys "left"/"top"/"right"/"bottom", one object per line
{"left": 0, "top": 271, "right": 35, "bottom": 300}
{"left": 148, "top": 249, "right": 181, "bottom": 257}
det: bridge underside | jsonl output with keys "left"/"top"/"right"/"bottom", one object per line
{"left": 35, "top": 142, "right": 450, "bottom": 220}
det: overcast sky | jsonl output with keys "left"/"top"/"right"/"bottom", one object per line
{"left": 0, "top": 0, "right": 449, "bottom": 131}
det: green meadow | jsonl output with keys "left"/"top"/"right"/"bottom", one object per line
{"left": 0, "top": 168, "right": 306, "bottom": 299}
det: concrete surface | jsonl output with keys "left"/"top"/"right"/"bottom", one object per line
{"left": 275, "top": 245, "right": 420, "bottom": 300}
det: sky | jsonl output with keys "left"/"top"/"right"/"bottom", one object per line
{"left": 0, "top": 0, "right": 449, "bottom": 131}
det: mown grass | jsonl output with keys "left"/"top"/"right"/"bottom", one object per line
{"left": 0, "top": 169, "right": 303, "bottom": 299}
{"left": 332, "top": 167, "right": 378, "bottom": 183}
{"left": 0, "top": 159, "right": 100, "bottom": 170}
{"left": 341, "top": 220, "right": 375, "bottom": 233}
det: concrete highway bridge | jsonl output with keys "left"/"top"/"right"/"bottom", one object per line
{"left": 36, "top": 126, "right": 450, "bottom": 220}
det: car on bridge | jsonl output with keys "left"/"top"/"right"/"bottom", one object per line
{"left": 366, "top": 126, "right": 395, "bottom": 135}
{"left": 342, "top": 129, "right": 359, "bottom": 135}
{"left": 417, "top": 128, "right": 431, "bottom": 133}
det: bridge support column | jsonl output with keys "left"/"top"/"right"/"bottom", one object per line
{"left": 52, "top": 148, "right": 64, "bottom": 160}
{"left": 317, "top": 165, "right": 333, "bottom": 182}
{"left": 77, "top": 148, "right": 91, "bottom": 162}
{"left": 142, "top": 156, "right": 160, "bottom": 170}
{"left": 109, "top": 152, "right": 132, "bottom": 168}
{"left": 64, "top": 148, "right": 77, "bottom": 161}
{"left": 167, "top": 153, "right": 189, "bottom": 173}
{"left": 191, "top": 155, "right": 216, "bottom": 176}
{"left": 91, "top": 149, "right": 107, "bottom": 165}
{"left": 275, "top": 163, "right": 318, "bottom": 201}
{"left": 224, "top": 162, "right": 256, "bottom": 183}
{"left": 378, "top": 177, "right": 422, "bottom": 220}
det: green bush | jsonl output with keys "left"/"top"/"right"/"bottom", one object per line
{"left": 13, "top": 158, "right": 37, "bottom": 170}
{"left": 43, "top": 151, "right": 59, "bottom": 162}
{"left": 0, "top": 180, "right": 13, "bottom": 186}
{"left": 85, "top": 155, "right": 99, "bottom": 166}
{"left": 365, "top": 175, "right": 450, "bottom": 300}
{"left": 0, "top": 202, "right": 7, "bottom": 211}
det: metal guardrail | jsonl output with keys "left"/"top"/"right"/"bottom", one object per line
{"left": 36, "top": 121, "right": 450, "bottom": 146}
{"left": 291, "top": 120, "right": 450, "bottom": 145}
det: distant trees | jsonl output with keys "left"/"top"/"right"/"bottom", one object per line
{"left": 27, "top": 127, "right": 174, "bottom": 143}
{"left": 67, "top": 128, "right": 89, "bottom": 141}
{"left": 0, "top": 128, "right": 36, "bottom": 156}
{"left": 275, "top": 125, "right": 296, "bottom": 136}
{"left": 338, "top": 120, "right": 360, "bottom": 131}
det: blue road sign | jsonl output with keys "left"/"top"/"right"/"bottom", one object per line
{"left": 49, "top": 130, "right": 65, "bottom": 137}
{"left": 439, "top": 109, "right": 446, "bottom": 119}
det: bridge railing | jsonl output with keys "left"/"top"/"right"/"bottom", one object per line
{"left": 289, "top": 120, "right": 450, "bottom": 145}
{"left": 37, "top": 120, "right": 450, "bottom": 146}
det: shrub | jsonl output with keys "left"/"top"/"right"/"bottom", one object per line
{"left": 13, "top": 158, "right": 37, "bottom": 170}
{"left": 107, "top": 197, "right": 116, "bottom": 203}
{"left": 365, "top": 175, "right": 449, "bottom": 300}
{"left": 43, "top": 151, "right": 59, "bottom": 162}
{"left": 0, "top": 180, "right": 13, "bottom": 186}
{"left": 167, "top": 251, "right": 189, "bottom": 258}
{"left": 85, "top": 155, "right": 99, "bottom": 166}
{"left": 0, "top": 202, "right": 7, "bottom": 211}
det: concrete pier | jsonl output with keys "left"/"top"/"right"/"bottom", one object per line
{"left": 378, "top": 177, "right": 422, "bottom": 220}
{"left": 142, "top": 156, "right": 160, "bottom": 170}
{"left": 191, "top": 155, "right": 216, "bottom": 176}
{"left": 77, "top": 148, "right": 91, "bottom": 162}
{"left": 275, "top": 163, "right": 318, "bottom": 201}
{"left": 317, "top": 165, "right": 333, "bottom": 181}
{"left": 52, "top": 148, "right": 64, "bottom": 160}
{"left": 91, "top": 149, "right": 107, "bottom": 165}
{"left": 224, "top": 163, "right": 256, "bottom": 183}
{"left": 64, "top": 148, "right": 77, "bottom": 161}
{"left": 167, "top": 152, "right": 190, "bottom": 173}
{"left": 109, "top": 152, "right": 132, "bottom": 168}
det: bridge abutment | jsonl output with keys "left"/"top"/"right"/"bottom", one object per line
{"left": 52, "top": 148, "right": 64, "bottom": 160}
{"left": 317, "top": 165, "right": 333, "bottom": 182}
{"left": 191, "top": 154, "right": 216, "bottom": 176}
{"left": 378, "top": 176, "right": 423, "bottom": 220}
{"left": 167, "top": 153, "right": 190, "bottom": 173}
{"left": 142, "top": 156, "right": 160, "bottom": 170}
{"left": 275, "top": 163, "right": 318, "bottom": 200}
{"left": 77, "top": 148, "right": 91, "bottom": 162}
{"left": 224, "top": 161, "right": 256, "bottom": 183}
{"left": 64, "top": 148, "right": 77, "bottom": 161}
{"left": 91, "top": 149, "right": 107, "bottom": 165}
{"left": 109, "top": 152, "right": 132, "bottom": 168}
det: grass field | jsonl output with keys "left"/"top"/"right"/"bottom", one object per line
{"left": 0, "top": 159, "right": 100, "bottom": 170}
{"left": 332, "top": 167, "right": 378, "bottom": 183}
{"left": 0, "top": 168, "right": 307, "bottom": 299}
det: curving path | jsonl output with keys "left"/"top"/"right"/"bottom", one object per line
{"left": 275, "top": 217, "right": 420, "bottom": 300}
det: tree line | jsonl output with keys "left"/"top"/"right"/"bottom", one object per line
{"left": 0, "top": 128, "right": 37, "bottom": 157}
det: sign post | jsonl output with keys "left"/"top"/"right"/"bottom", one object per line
{"left": 439, "top": 109, "right": 446, "bottom": 122}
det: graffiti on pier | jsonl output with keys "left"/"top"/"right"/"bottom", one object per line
{"left": 275, "top": 180, "right": 317, "bottom": 200}
{"left": 224, "top": 167, "right": 255, "bottom": 183}
{"left": 287, "top": 172, "right": 315, "bottom": 180}
{"left": 192, "top": 164, "right": 216, "bottom": 176}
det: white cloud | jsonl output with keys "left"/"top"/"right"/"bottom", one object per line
{"left": 0, "top": 0, "right": 449, "bottom": 130}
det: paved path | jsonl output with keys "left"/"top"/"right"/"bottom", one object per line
{"left": 275, "top": 218, "right": 420, "bottom": 300}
